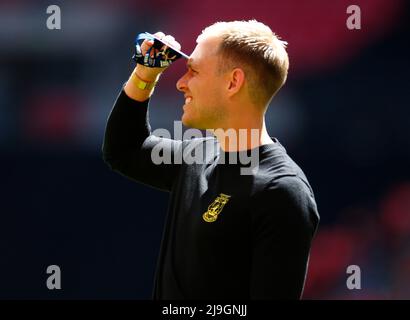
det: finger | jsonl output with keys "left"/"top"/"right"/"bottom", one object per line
{"left": 162, "top": 35, "right": 175, "bottom": 43}
{"left": 153, "top": 31, "right": 165, "bottom": 39}
{"left": 150, "top": 32, "right": 166, "bottom": 58}
{"left": 170, "top": 40, "right": 181, "bottom": 51}
{"left": 162, "top": 36, "right": 181, "bottom": 51}
{"left": 162, "top": 36, "right": 180, "bottom": 50}
{"left": 140, "top": 39, "right": 154, "bottom": 55}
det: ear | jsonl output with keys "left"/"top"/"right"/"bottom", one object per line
{"left": 227, "top": 68, "right": 245, "bottom": 97}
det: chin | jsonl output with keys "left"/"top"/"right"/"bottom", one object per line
{"left": 182, "top": 116, "right": 201, "bottom": 130}
{"left": 182, "top": 112, "right": 210, "bottom": 130}
{"left": 181, "top": 113, "right": 194, "bottom": 128}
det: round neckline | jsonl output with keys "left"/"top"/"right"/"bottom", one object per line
{"left": 217, "top": 137, "right": 281, "bottom": 155}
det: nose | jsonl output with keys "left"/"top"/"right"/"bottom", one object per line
{"left": 176, "top": 71, "right": 189, "bottom": 92}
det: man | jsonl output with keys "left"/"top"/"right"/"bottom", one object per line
{"left": 102, "top": 20, "right": 319, "bottom": 299}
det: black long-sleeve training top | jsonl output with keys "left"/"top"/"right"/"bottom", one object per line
{"left": 102, "top": 88, "right": 320, "bottom": 299}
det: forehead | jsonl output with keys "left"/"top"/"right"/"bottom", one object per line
{"left": 189, "top": 36, "right": 221, "bottom": 66}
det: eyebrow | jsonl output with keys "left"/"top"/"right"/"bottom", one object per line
{"left": 186, "top": 59, "right": 196, "bottom": 69}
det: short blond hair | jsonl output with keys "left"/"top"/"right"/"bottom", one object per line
{"left": 197, "top": 20, "right": 289, "bottom": 108}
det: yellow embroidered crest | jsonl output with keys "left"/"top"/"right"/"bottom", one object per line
{"left": 202, "top": 193, "right": 231, "bottom": 223}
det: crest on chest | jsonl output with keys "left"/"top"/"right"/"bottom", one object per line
{"left": 202, "top": 193, "right": 231, "bottom": 223}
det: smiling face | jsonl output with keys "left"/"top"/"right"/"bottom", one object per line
{"left": 176, "top": 37, "right": 228, "bottom": 130}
